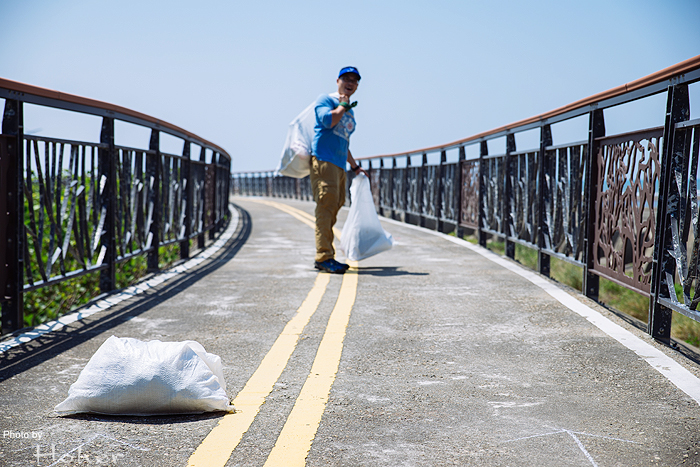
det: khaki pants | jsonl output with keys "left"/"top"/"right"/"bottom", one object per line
{"left": 310, "top": 156, "right": 346, "bottom": 263}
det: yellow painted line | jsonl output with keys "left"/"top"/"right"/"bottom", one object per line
{"left": 245, "top": 198, "right": 345, "bottom": 246}
{"left": 249, "top": 198, "right": 317, "bottom": 230}
{"left": 187, "top": 273, "right": 331, "bottom": 467}
{"left": 263, "top": 262, "right": 359, "bottom": 467}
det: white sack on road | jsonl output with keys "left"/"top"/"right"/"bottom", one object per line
{"left": 54, "top": 336, "right": 234, "bottom": 416}
{"left": 341, "top": 173, "right": 394, "bottom": 261}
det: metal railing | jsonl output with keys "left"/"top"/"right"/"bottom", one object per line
{"left": 0, "top": 79, "right": 231, "bottom": 334}
{"left": 232, "top": 55, "right": 700, "bottom": 346}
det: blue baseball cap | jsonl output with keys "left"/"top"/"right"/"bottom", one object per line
{"left": 338, "top": 66, "right": 361, "bottom": 80}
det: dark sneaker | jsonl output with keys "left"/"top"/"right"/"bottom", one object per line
{"left": 314, "top": 259, "right": 346, "bottom": 274}
{"left": 335, "top": 260, "right": 350, "bottom": 271}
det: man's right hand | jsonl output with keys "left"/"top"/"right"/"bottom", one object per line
{"left": 331, "top": 95, "right": 349, "bottom": 126}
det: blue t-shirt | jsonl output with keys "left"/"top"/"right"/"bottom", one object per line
{"left": 312, "top": 93, "right": 356, "bottom": 170}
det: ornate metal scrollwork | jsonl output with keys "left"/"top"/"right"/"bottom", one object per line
{"left": 482, "top": 157, "right": 505, "bottom": 233}
{"left": 441, "top": 163, "right": 458, "bottom": 222}
{"left": 406, "top": 166, "right": 421, "bottom": 216}
{"left": 422, "top": 165, "right": 437, "bottom": 218}
{"left": 510, "top": 151, "right": 539, "bottom": 245}
{"left": 592, "top": 129, "right": 663, "bottom": 294}
{"left": 460, "top": 160, "right": 479, "bottom": 228}
{"left": 540, "top": 144, "right": 588, "bottom": 262}
{"left": 392, "top": 168, "right": 406, "bottom": 212}
{"left": 380, "top": 168, "right": 392, "bottom": 211}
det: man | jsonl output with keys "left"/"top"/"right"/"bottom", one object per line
{"left": 311, "top": 66, "right": 368, "bottom": 274}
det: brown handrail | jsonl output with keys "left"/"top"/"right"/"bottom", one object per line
{"left": 359, "top": 54, "right": 700, "bottom": 160}
{"left": 0, "top": 77, "right": 230, "bottom": 158}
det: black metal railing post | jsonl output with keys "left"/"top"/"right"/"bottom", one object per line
{"left": 649, "top": 84, "right": 691, "bottom": 344}
{"left": 1, "top": 99, "right": 24, "bottom": 333}
{"left": 198, "top": 146, "right": 206, "bottom": 249}
{"left": 147, "top": 130, "right": 161, "bottom": 272}
{"left": 367, "top": 159, "right": 374, "bottom": 208}
{"left": 391, "top": 157, "right": 398, "bottom": 219}
{"left": 403, "top": 156, "right": 410, "bottom": 223}
{"left": 437, "top": 150, "right": 446, "bottom": 232}
{"left": 583, "top": 109, "right": 605, "bottom": 301}
{"left": 226, "top": 162, "right": 231, "bottom": 202}
{"left": 478, "top": 141, "right": 488, "bottom": 247}
{"left": 537, "top": 124, "right": 553, "bottom": 276}
{"left": 379, "top": 158, "right": 385, "bottom": 216}
{"left": 180, "top": 141, "right": 191, "bottom": 259}
{"left": 217, "top": 156, "right": 225, "bottom": 232}
{"left": 420, "top": 153, "right": 427, "bottom": 227}
{"left": 99, "top": 117, "right": 116, "bottom": 293}
{"left": 505, "top": 134, "right": 516, "bottom": 258}
{"left": 210, "top": 153, "right": 219, "bottom": 240}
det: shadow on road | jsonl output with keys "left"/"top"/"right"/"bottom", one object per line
{"left": 0, "top": 205, "right": 253, "bottom": 383}
{"left": 355, "top": 266, "right": 428, "bottom": 277}
{"left": 54, "top": 411, "right": 225, "bottom": 424}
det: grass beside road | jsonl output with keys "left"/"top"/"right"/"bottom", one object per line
{"left": 22, "top": 242, "right": 186, "bottom": 329}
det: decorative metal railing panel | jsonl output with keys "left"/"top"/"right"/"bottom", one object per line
{"left": 392, "top": 167, "right": 406, "bottom": 213}
{"left": 482, "top": 156, "right": 505, "bottom": 233}
{"left": 591, "top": 128, "right": 663, "bottom": 294}
{"left": 406, "top": 166, "right": 422, "bottom": 216}
{"left": 460, "top": 159, "right": 479, "bottom": 229}
{"left": 17, "top": 139, "right": 230, "bottom": 296}
{"left": 22, "top": 137, "right": 107, "bottom": 289}
{"left": 422, "top": 165, "right": 437, "bottom": 219}
{"left": 115, "top": 147, "right": 155, "bottom": 261}
{"left": 215, "top": 163, "right": 229, "bottom": 227}
{"left": 542, "top": 143, "right": 588, "bottom": 263}
{"left": 204, "top": 164, "right": 216, "bottom": 228}
{"left": 191, "top": 160, "right": 207, "bottom": 236}
{"left": 159, "top": 152, "right": 185, "bottom": 246}
{"left": 379, "top": 168, "right": 392, "bottom": 213}
{"left": 656, "top": 119, "right": 700, "bottom": 321}
{"left": 442, "top": 162, "right": 459, "bottom": 223}
{"left": 510, "top": 150, "right": 539, "bottom": 246}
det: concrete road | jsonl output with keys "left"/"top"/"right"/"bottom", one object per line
{"left": 2, "top": 196, "right": 700, "bottom": 467}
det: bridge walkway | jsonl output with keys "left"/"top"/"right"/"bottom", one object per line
{"left": 1, "top": 196, "right": 700, "bottom": 466}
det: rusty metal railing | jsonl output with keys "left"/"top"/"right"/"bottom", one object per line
{"left": 0, "top": 79, "right": 232, "bottom": 334}
{"left": 232, "top": 56, "right": 700, "bottom": 345}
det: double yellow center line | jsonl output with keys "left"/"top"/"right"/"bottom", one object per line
{"left": 188, "top": 199, "right": 357, "bottom": 467}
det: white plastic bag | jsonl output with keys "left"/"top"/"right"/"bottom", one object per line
{"left": 340, "top": 174, "right": 394, "bottom": 261}
{"left": 54, "top": 336, "right": 234, "bottom": 416}
{"left": 276, "top": 102, "right": 316, "bottom": 178}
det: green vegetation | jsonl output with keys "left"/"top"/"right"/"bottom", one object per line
{"left": 24, "top": 274, "right": 100, "bottom": 328}
{"left": 447, "top": 229, "right": 478, "bottom": 244}
{"left": 23, "top": 241, "right": 190, "bottom": 329}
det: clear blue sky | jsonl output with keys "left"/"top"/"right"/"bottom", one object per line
{"left": 1, "top": 0, "right": 699, "bottom": 172}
